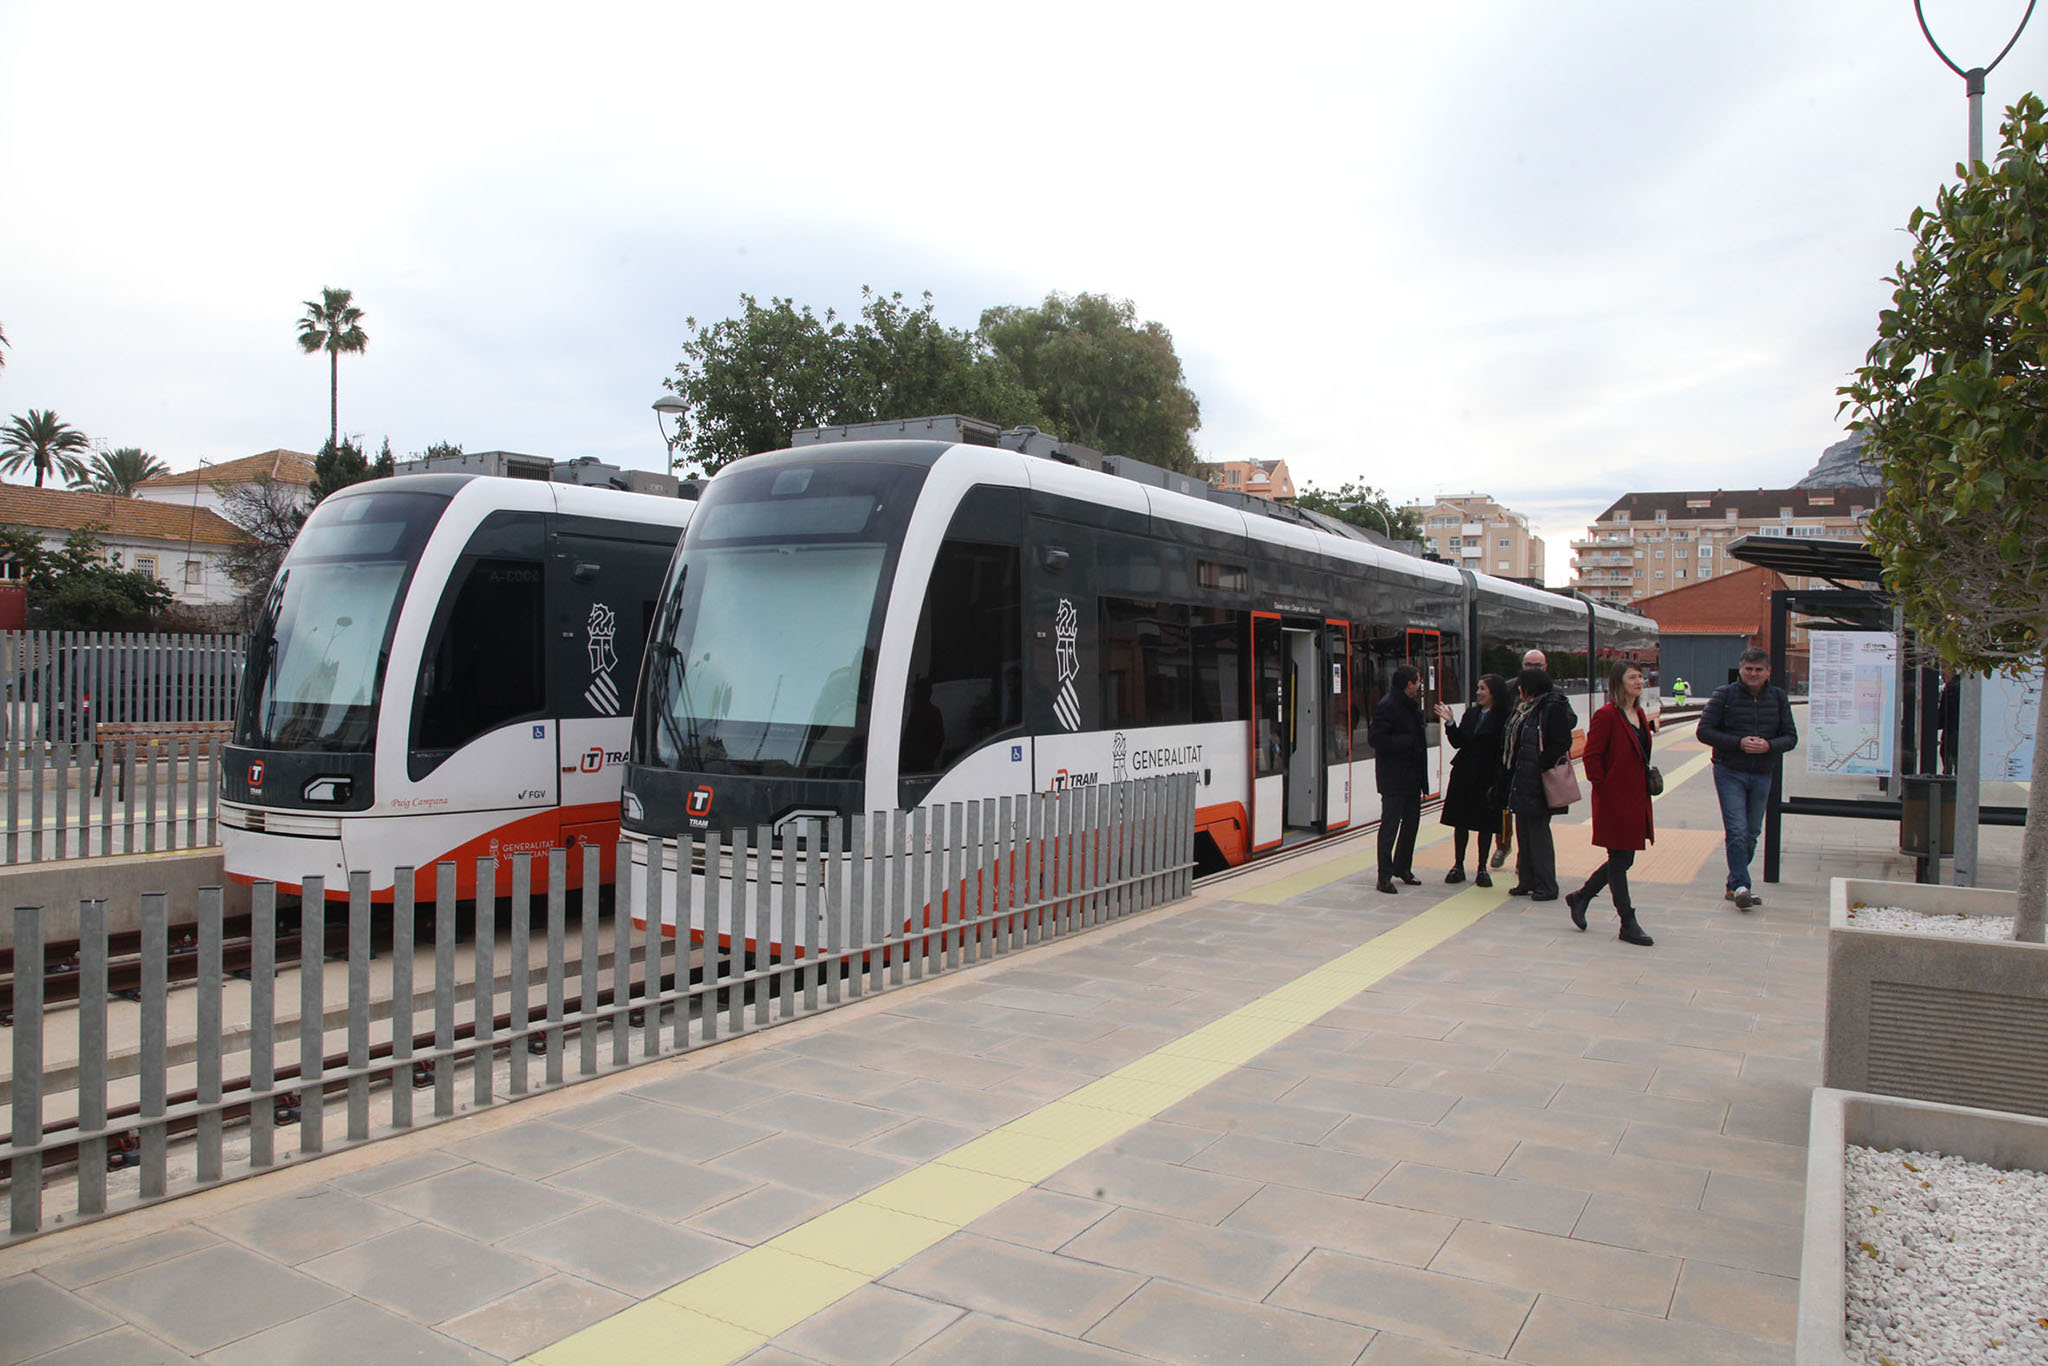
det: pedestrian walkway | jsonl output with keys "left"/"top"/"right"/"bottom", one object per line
{"left": 0, "top": 724, "right": 2012, "bottom": 1365}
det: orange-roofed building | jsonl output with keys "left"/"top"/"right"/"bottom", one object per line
{"left": 1632, "top": 564, "right": 1808, "bottom": 693}
{"left": 134, "top": 449, "right": 316, "bottom": 518}
{"left": 0, "top": 484, "right": 248, "bottom": 608}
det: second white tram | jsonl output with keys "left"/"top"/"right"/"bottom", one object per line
{"left": 620, "top": 422, "right": 1656, "bottom": 945}
{"left": 221, "top": 473, "right": 691, "bottom": 901}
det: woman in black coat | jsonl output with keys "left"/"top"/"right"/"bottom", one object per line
{"left": 1500, "top": 668, "right": 1576, "bottom": 901}
{"left": 1435, "top": 673, "right": 1510, "bottom": 886}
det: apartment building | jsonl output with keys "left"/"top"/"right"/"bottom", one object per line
{"left": 1400, "top": 494, "right": 1545, "bottom": 582}
{"left": 1198, "top": 458, "right": 1295, "bottom": 501}
{"left": 1569, "top": 487, "right": 1874, "bottom": 608}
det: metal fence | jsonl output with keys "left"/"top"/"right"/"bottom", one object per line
{"left": 2, "top": 774, "right": 1196, "bottom": 1242}
{"left": 2, "top": 631, "right": 242, "bottom": 864}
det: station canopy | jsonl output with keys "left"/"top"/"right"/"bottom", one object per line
{"left": 1725, "top": 535, "right": 1885, "bottom": 591}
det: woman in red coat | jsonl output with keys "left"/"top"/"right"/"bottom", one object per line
{"left": 1566, "top": 661, "right": 1657, "bottom": 947}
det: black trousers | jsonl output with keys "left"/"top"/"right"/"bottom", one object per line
{"left": 1377, "top": 788, "right": 1422, "bottom": 878}
{"left": 1515, "top": 809, "right": 1557, "bottom": 897}
{"left": 1579, "top": 847, "right": 1636, "bottom": 914}
{"left": 1451, "top": 825, "right": 1495, "bottom": 868}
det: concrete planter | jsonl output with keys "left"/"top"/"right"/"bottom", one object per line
{"left": 1797, "top": 1087, "right": 2048, "bottom": 1363}
{"left": 1824, "top": 877, "right": 2048, "bottom": 1117}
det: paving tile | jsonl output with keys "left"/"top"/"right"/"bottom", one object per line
{"left": 1057, "top": 1205, "right": 1308, "bottom": 1299}
{"left": 1356, "top": 1334, "right": 1505, "bottom": 1365}
{"left": 1155, "top": 1093, "right": 1347, "bottom": 1144}
{"left": 1266, "top": 1247, "right": 1532, "bottom": 1356}
{"left": 1280, "top": 1077, "right": 1458, "bottom": 1124}
{"left": 585, "top": 1097, "right": 778, "bottom": 1159}
{"left": 1544, "top": 1082, "right": 1730, "bottom": 1131}
{"left": 965, "top": 1188, "right": 1112, "bottom": 1251}
{"left": 1570, "top": 1193, "right": 1803, "bottom": 1278}
{"left": 1493, "top": 1050, "right": 1656, "bottom": 1092}
{"left": 1349, "top": 1033, "right": 1506, "bottom": 1071}
{"left": 712, "top": 1133, "right": 912, "bottom": 1199}
{"left": 732, "top": 1092, "right": 906, "bottom": 1143}
{"left": 626, "top": 1068, "right": 788, "bottom": 1112}
{"left": 898, "top": 1313, "right": 1147, "bottom": 1364}
{"left": 0, "top": 1274, "right": 120, "bottom": 1366}
{"left": 201, "top": 1298, "right": 490, "bottom": 1366}
{"left": 82, "top": 1246, "right": 342, "bottom": 1355}
{"left": 18, "top": 1325, "right": 197, "bottom": 1365}
{"left": 881, "top": 1232, "right": 1143, "bottom": 1336}
{"left": 860, "top": 1117, "right": 980, "bottom": 1161}
{"left": 1614, "top": 1121, "right": 1807, "bottom": 1184}
{"left": 1368, "top": 1162, "right": 1589, "bottom": 1236}
{"left": 1508, "top": 1293, "right": 1786, "bottom": 1365}
{"left": 517, "top": 1205, "right": 742, "bottom": 1296}
{"left": 1101, "top": 1118, "right": 1220, "bottom": 1164}
{"left": 548, "top": 1090, "right": 668, "bottom": 1129}
{"left": 1722, "top": 1095, "right": 1814, "bottom": 1145}
{"left": 1427, "top": 1220, "right": 1678, "bottom": 1316}
{"left": 1182, "top": 1130, "right": 1393, "bottom": 1199}
{"left": 300, "top": 1223, "right": 544, "bottom": 1323}
{"left": 446, "top": 1120, "right": 624, "bottom": 1177}
{"left": 1042, "top": 1152, "right": 1262, "bottom": 1224}
{"left": 1320, "top": 1114, "right": 1516, "bottom": 1175}
{"left": 688, "top": 1184, "right": 840, "bottom": 1245}
{"left": 1582, "top": 1036, "right": 1745, "bottom": 1076}
{"left": 1085, "top": 1276, "right": 1373, "bottom": 1365}
{"left": 739, "top": 1055, "right": 894, "bottom": 1102}
{"left": 1390, "top": 1064, "right": 1561, "bottom": 1108}
{"left": 1221, "top": 1183, "right": 1455, "bottom": 1268}
{"left": 1498, "top": 1143, "right": 1709, "bottom": 1208}
{"left": 438, "top": 1273, "right": 634, "bottom": 1359}
{"left": 374, "top": 1162, "right": 588, "bottom": 1241}
{"left": 198, "top": 1187, "right": 413, "bottom": 1265}
{"left": 1436, "top": 1097, "right": 1626, "bottom": 1152}
{"left": 1668, "top": 1260, "right": 1800, "bottom": 1344}
{"left": 549, "top": 1148, "right": 759, "bottom": 1219}
{"left": 1699, "top": 1170, "right": 1806, "bottom": 1227}
{"left": 774, "top": 1284, "right": 963, "bottom": 1365}
{"left": 324, "top": 1149, "right": 468, "bottom": 1195}
{"left": 40, "top": 1228, "right": 221, "bottom": 1290}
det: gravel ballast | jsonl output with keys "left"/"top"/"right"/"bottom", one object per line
{"left": 1844, "top": 905, "right": 2017, "bottom": 940}
{"left": 1844, "top": 1143, "right": 2048, "bottom": 1364}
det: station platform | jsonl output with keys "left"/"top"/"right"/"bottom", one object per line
{"left": 0, "top": 722, "right": 2017, "bottom": 1366}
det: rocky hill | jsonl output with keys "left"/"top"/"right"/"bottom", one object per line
{"left": 1798, "top": 430, "right": 1879, "bottom": 489}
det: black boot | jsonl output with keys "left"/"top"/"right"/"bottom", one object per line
{"left": 1564, "top": 888, "right": 1590, "bottom": 931}
{"left": 1377, "top": 877, "right": 1399, "bottom": 895}
{"left": 1618, "top": 913, "right": 1654, "bottom": 947}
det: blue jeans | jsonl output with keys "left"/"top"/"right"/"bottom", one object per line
{"left": 1712, "top": 765, "right": 1773, "bottom": 891}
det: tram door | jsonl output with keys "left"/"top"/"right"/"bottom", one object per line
{"left": 1284, "top": 626, "right": 1324, "bottom": 831}
{"left": 1406, "top": 629, "right": 1445, "bottom": 797}
{"left": 1323, "top": 619, "right": 1351, "bottom": 830}
{"left": 1250, "top": 614, "right": 1284, "bottom": 852}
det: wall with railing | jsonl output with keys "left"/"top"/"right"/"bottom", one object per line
{"left": 0, "top": 774, "right": 1196, "bottom": 1243}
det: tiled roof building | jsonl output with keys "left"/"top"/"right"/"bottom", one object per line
{"left": 1570, "top": 486, "right": 1873, "bottom": 609}
{"left": 0, "top": 484, "right": 247, "bottom": 607}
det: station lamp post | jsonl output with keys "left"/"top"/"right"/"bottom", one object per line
{"left": 651, "top": 395, "right": 687, "bottom": 472}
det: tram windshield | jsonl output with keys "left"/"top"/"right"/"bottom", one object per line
{"left": 237, "top": 490, "right": 448, "bottom": 752}
{"left": 640, "top": 460, "right": 925, "bottom": 778}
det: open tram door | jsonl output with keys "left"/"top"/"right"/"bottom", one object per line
{"left": 1405, "top": 628, "right": 1445, "bottom": 797}
{"left": 1249, "top": 613, "right": 1284, "bottom": 852}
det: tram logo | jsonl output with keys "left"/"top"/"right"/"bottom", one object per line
{"left": 247, "top": 761, "right": 264, "bottom": 787}
{"left": 687, "top": 785, "right": 714, "bottom": 818}
{"left": 584, "top": 602, "right": 620, "bottom": 715}
{"left": 1053, "top": 597, "right": 1081, "bottom": 732}
{"left": 581, "top": 747, "right": 606, "bottom": 773}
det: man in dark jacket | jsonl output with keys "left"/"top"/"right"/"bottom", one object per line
{"left": 1697, "top": 648, "right": 1799, "bottom": 910}
{"left": 1369, "top": 665, "right": 1427, "bottom": 894}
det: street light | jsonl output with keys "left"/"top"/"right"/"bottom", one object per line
{"left": 1914, "top": 0, "right": 2035, "bottom": 168}
{"left": 651, "top": 395, "right": 687, "bottom": 472}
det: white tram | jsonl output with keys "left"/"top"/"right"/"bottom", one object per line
{"left": 620, "top": 418, "right": 1656, "bottom": 943}
{"left": 221, "top": 473, "right": 691, "bottom": 901}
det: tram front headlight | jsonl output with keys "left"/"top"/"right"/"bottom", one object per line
{"left": 622, "top": 787, "right": 644, "bottom": 822}
{"left": 302, "top": 776, "right": 352, "bottom": 803}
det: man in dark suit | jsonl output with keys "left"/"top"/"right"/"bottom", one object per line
{"left": 1369, "top": 664, "right": 1428, "bottom": 894}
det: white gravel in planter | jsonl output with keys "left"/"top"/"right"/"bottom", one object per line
{"left": 1845, "top": 905, "right": 2017, "bottom": 940}
{"left": 1844, "top": 1143, "right": 2048, "bottom": 1364}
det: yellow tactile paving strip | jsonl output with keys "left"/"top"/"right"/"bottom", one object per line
{"left": 525, "top": 878, "right": 1516, "bottom": 1366}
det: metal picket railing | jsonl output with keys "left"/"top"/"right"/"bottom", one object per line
{"left": 2, "top": 630, "right": 243, "bottom": 864}
{"left": 1, "top": 774, "right": 1196, "bottom": 1243}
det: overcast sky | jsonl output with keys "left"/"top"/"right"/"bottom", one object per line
{"left": 1, "top": 2, "right": 2037, "bottom": 583}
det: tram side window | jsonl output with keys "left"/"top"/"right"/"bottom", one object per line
{"left": 1437, "top": 631, "right": 1463, "bottom": 710}
{"left": 1100, "top": 598, "right": 1193, "bottom": 728}
{"left": 1350, "top": 630, "right": 1401, "bottom": 758}
{"left": 414, "top": 557, "right": 546, "bottom": 761}
{"left": 1191, "top": 606, "right": 1243, "bottom": 723}
{"left": 900, "top": 540, "right": 1022, "bottom": 774}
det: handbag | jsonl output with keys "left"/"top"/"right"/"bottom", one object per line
{"left": 1541, "top": 758, "right": 1582, "bottom": 807}
{"left": 1623, "top": 710, "right": 1664, "bottom": 796}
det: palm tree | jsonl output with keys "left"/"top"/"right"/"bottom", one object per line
{"left": 0, "top": 320, "right": 9, "bottom": 376}
{"left": 296, "top": 287, "right": 368, "bottom": 454}
{"left": 69, "top": 446, "right": 170, "bottom": 495}
{"left": 1, "top": 409, "right": 91, "bottom": 488}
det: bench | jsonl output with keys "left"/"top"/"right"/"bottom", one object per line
{"left": 93, "top": 721, "right": 233, "bottom": 796}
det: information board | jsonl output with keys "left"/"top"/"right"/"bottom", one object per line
{"left": 1979, "top": 667, "right": 2042, "bottom": 782}
{"left": 1806, "top": 631, "right": 1896, "bottom": 777}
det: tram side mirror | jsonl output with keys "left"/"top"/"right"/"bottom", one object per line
{"left": 572, "top": 562, "right": 601, "bottom": 582}
{"left": 1040, "top": 546, "right": 1069, "bottom": 574}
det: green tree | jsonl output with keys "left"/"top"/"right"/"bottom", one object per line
{"left": 0, "top": 524, "right": 174, "bottom": 629}
{"left": 0, "top": 320, "right": 9, "bottom": 376}
{"left": 307, "top": 436, "right": 389, "bottom": 504}
{"left": 1, "top": 409, "right": 92, "bottom": 488}
{"left": 979, "top": 292, "right": 1202, "bottom": 472}
{"left": 419, "top": 441, "right": 463, "bottom": 461}
{"left": 1841, "top": 93, "right": 2048, "bottom": 942}
{"left": 1295, "top": 479, "right": 1426, "bottom": 542}
{"left": 662, "top": 289, "right": 1045, "bottom": 475}
{"left": 69, "top": 446, "right": 170, "bottom": 495}
{"left": 296, "top": 287, "right": 368, "bottom": 455}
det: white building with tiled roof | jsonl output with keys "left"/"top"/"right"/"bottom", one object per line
{"left": 0, "top": 484, "right": 248, "bottom": 607}
{"left": 133, "top": 449, "right": 316, "bottom": 518}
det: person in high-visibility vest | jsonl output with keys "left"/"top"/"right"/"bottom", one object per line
{"left": 1672, "top": 677, "right": 1690, "bottom": 707}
